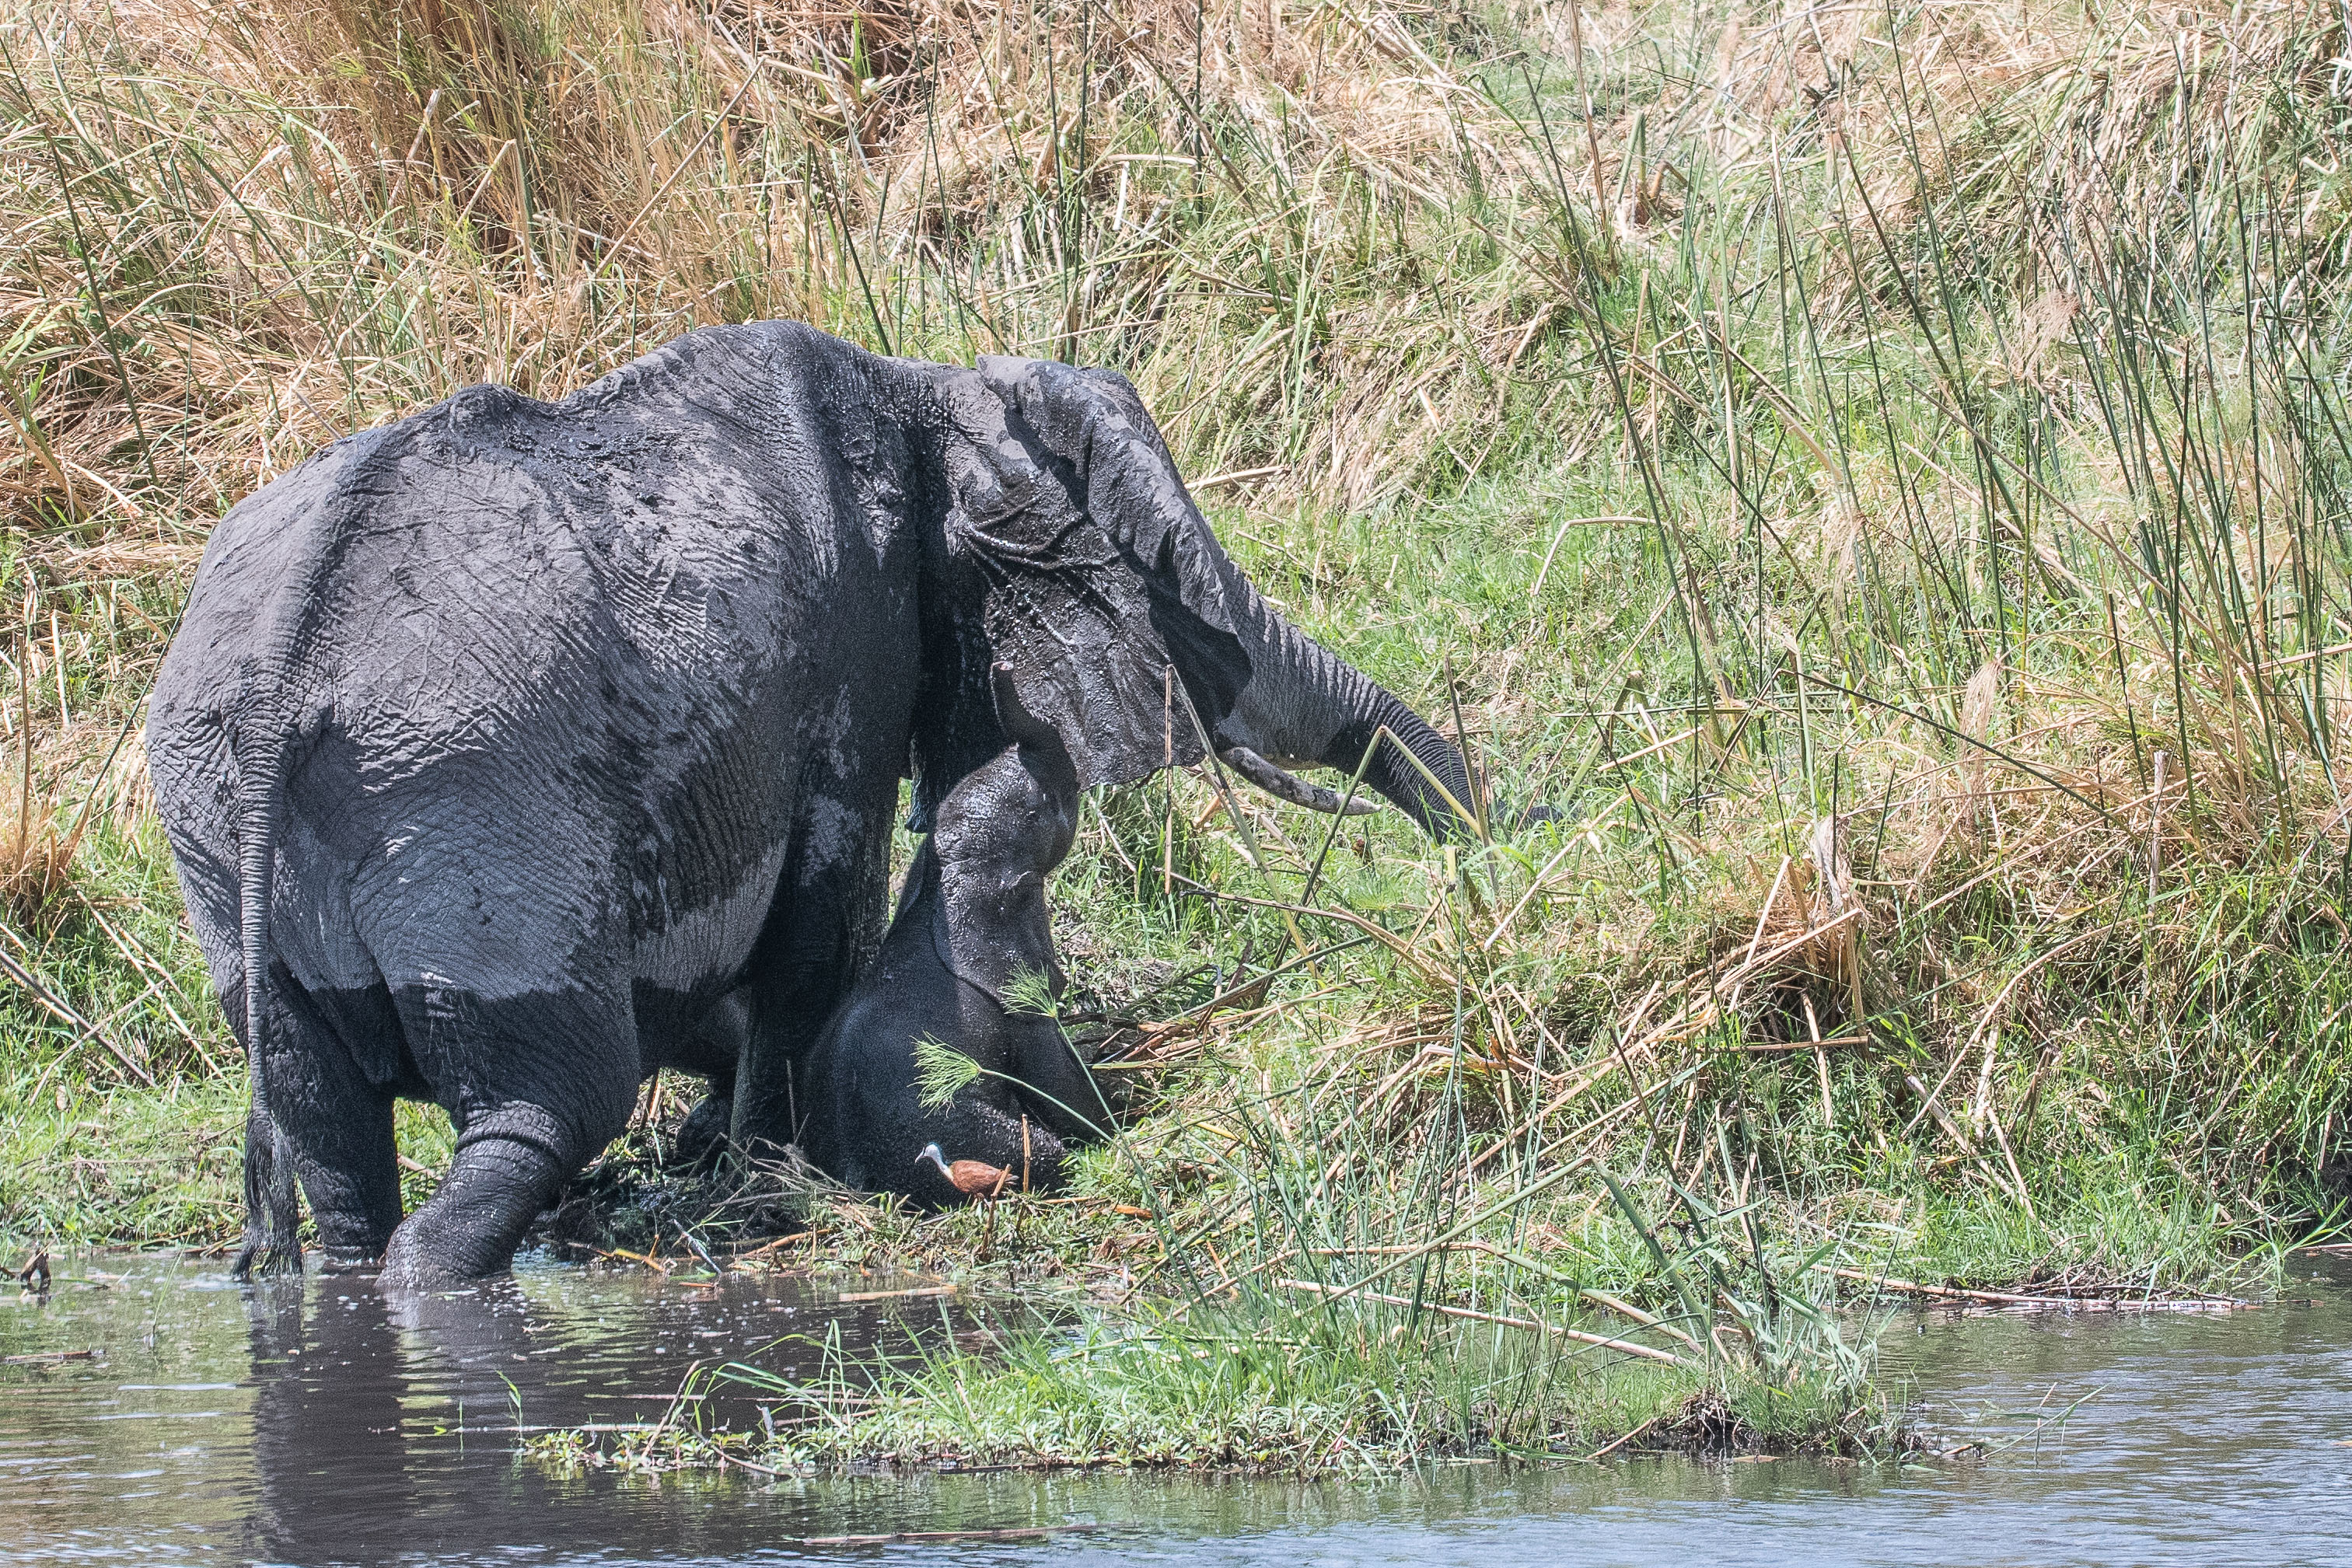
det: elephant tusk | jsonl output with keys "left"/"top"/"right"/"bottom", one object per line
{"left": 1218, "top": 746, "right": 1380, "bottom": 816}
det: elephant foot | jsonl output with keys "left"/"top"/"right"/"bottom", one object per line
{"left": 377, "top": 1227, "right": 481, "bottom": 1293}
{"left": 379, "top": 1102, "right": 600, "bottom": 1290}
{"left": 314, "top": 1246, "right": 388, "bottom": 1275}
{"left": 672, "top": 1093, "right": 733, "bottom": 1172}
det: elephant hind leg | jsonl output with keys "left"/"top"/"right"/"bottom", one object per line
{"left": 380, "top": 1101, "right": 590, "bottom": 1287}
{"left": 251, "top": 966, "right": 404, "bottom": 1270}
{"left": 379, "top": 985, "right": 638, "bottom": 1289}
{"left": 1007, "top": 1021, "right": 1113, "bottom": 1147}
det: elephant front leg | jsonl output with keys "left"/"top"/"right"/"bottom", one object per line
{"left": 729, "top": 791, "right": 897, "bottom": 1158}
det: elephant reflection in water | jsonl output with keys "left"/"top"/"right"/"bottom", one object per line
{"left": 239, "top": 1276, "right": 573, "bottom": 1561}
{"left": 238, "top": 1273, "right": 1120, "bottom": 1557}
{"left": 240, "top": 1276, "right": 415, "bottom": 1560}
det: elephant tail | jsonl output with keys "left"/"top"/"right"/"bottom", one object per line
{"left": 230, "top": 711, "right": 302, "bottom": 1279}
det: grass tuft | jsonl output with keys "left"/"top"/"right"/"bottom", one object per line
{"left": 913, "top": 1035, "right": 983, "bottom": 1112}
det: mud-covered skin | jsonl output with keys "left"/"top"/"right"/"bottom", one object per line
{"left": 799, "top": 670, "right": 1096, "bottom": 1199}
{"left": 149, "top": 322, "right": 1473, "bottom": 1287}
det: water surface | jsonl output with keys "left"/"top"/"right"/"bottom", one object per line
{"left": 7, "top": 1252, "right": 2352, "bottom": 1565}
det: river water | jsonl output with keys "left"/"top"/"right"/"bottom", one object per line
{"left": 5, "top": 1252, "right": 2350, "bottom": 1566}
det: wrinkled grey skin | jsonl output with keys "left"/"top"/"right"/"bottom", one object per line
{"left": 148, "top": 321, "right": 1473, "bottom": 1287}
{"left": 798, "top": 667, "right": 1095, "bottom": 1199}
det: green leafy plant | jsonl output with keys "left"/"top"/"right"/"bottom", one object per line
{"left": 911, "top": 1035, "right": 982, "bottom": 1114}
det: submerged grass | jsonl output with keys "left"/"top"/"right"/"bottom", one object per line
{"left": 5, "top": 0, "right": 2352, "bottom": 1466}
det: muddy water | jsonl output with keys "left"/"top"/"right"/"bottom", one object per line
{"left": 5, "top": 1253, "right": 2352, "bottom": 1566}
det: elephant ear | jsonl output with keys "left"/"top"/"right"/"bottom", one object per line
{"left": 928, "top": 357, "right": 1252, "bottom": 794}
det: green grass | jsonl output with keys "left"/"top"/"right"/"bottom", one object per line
{"left": 529, "top": 1285, "right": 1889, "bottom": 1475}
{"left": 5, "top": 0, "right": 2352, "bottom": 1467}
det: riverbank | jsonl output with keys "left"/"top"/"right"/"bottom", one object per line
{"left": 5, "top": 0, "right": 2352, "bottom": 1464}
{"left": 9, "top": 1252, "right": 2350, "bottom": 1559}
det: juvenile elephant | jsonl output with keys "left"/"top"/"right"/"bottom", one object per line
{"left": 798, "top": 666, "right": 1095, "bottom": 1199}
{"left": 149, "top": 321, "right": 1476, "bottom": 1287}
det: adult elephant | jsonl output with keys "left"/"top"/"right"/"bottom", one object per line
{"left": 149, "top": 321, "right": 1472, "bottom": 1287}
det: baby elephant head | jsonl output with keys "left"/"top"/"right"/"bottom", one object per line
{"left": 928, "top": 664, "right": 1082, "bottom": 1003}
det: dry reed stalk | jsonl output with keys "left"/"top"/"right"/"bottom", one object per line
{"left": 1274, "top": 1277, "right": 1687, "bottom": 1364}
{"left": 0, "top": 653, "right": 89, "bottom": 934}
{"left": 0, "top": 938, "right": 152, "bottom": 1085}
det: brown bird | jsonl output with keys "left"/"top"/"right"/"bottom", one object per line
{"left": 919, "top": 1144, "right": 1011, "bottom": 1198}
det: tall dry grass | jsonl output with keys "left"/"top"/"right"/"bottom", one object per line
{"left": 2, "top": 0, "right": 1560, "bottom": 529}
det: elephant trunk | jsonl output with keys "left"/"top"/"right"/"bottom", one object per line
{"left": 1211, "top": 577, "right": 1477, "bottom": 838}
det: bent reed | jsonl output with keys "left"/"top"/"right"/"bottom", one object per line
{"left": 5, "top": 0, "right": 2352, "bottom": 1467}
